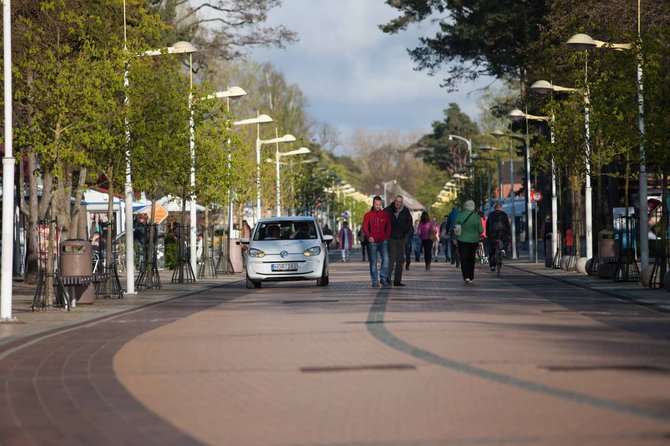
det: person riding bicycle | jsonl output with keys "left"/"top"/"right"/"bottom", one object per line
{"left": 486, "top": 203, "right": 512, "bottom": 272}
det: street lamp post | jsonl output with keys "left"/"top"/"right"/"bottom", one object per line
{"left": 123, "top": 40, "right": 196, "bottom": 294}
{"left": 492, "top": 131, "right": 520, "bottom": 259}
{"left": 495, "top": 120, "right": 533, "bottom": 260}
{"left": 275, "top": 147, "right": 310, "bottom": 216}
{"left": 448, "top": 134, "right": 473, "bottom": 190}
{"left": 530, "top": 80, "right": 587, "bottom": 265}
{"left": 1, "top": 0, "right": 14, "bottom": 320}
{"left": 256, "top": 131, "right": 295, "bottom": 221}
{"left": 382, "top": 179, "right": 396, "bottom": 206}
{"left": 231, "top": 113, "right": 273, "bottom": 263}
{"left": 566, "top": 32, "right": 647, "bottom": 269}
{"left": 197, "top": 87, "right": 247, "bottom": 278}
{"left": 508, "top": 109, "right": 552, "bottom": 263}
{"left": 479, "top": 146, "right": 503, "bottom": 208}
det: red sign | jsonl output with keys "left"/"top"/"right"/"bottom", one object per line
{"left": 531, "top": 190, "right": 543, "bottom": 203}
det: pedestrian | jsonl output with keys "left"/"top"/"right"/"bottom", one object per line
{"left": 447, "top": 206, "right": 460, "bottom": 264}
{"left": 430, "top": 217, "right": 440, "bottom": 261}
{"left": 362, "top": 195, "right": 391, "bottom": 287}
{"left": 417, "top": 211, "right": 436, "bottom": 270}
{"left": 357, "top": 225, "right": 368, "bottom": 261}
{"left": 455, "top": 200, "right": 484, "bottom": 283}
{"left": 404, "top": 230, "right": 413, "bottom": 270}
{"left": 439, "top": 214, "right": 450, "bottom": 262}
{"left": 384, "top": 195, "right": 413, "bottom": 286}
{"left": 337, "top": 221, "right": 353, "bottom": 262}
{"left": 412, "top": 220, "right": 421, "bottom": 262}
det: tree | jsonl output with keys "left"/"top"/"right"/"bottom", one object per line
{"left": 380, "top": 0, "right": 551, "bottom": 94}
{"left": 414, "top": 103, "right": 479, "bottom": 175}
{"left": 149, "top": 0, "right": 297, "bottom": 61}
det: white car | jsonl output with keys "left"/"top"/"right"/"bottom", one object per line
{"left": 242, "top": 217, "right": 333, "bottom": 289}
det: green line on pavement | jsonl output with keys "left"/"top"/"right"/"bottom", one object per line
{"left": 366, "top": 290, "right": 670, "bottom": 424}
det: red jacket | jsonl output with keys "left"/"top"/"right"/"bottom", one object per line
{"left": 362, "top": 209, "right": 391, "bottom": 243}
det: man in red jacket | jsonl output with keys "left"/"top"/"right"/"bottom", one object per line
{"left": 362, "top": 195, "right": 391, "bottom": 287}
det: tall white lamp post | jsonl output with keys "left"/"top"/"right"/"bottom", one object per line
{"left": 275, "top": 147, "right": 310, "bottom": 216}
{"left": 1, "top": 0, "right": 14, "bottom": 320}
{"left": 566, "top": 32, "right": 647, "bottom": 269}
{"left": 382, "top": 179, "right": 396, "bottom": 206}
{"left": 123, "top": 40, "right": 197, "bottom": 294}
{"left": 492, "top": 130, "right": 520, "bottom": 259}
{"left": 197, "top": 87, "right": 247, "bottom": 276}
{"left": 530, "top": 80, "right": 587, "bottom": 264}
{"left": 256, "top": 132, "right": 295, "bottom": 221}
{"left": 508, "top": 108, "right": 551, "bottom": 263}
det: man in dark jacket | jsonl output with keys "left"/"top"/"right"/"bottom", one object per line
{"left": 486, "top": 203, "right": 512, "bottom": 271}
{"left": 385, "top": 195, "right": 414, "bottom": 286}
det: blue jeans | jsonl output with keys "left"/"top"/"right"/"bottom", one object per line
{"left": 368, "top": 240, "right": 389, "bottom": 284}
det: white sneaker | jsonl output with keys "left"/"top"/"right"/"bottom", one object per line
{"left": 465, "top": 278, "right": 471, "bottom": 283}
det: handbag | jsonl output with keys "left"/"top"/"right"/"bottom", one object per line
{"left": 453, "top": 212, "right": 474, "bottom": 237}
{"left": 429, "top": 226, "right": 437, "bottom": 242}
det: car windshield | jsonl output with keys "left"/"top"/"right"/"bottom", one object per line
{"left": 254, "top": 220, "right": 318, "bottom": 241}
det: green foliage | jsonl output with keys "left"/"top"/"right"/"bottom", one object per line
{"left": 416, "top": 103, "right": 479, "bottom": 174}
{"left": 380, "top": 0, "right": 551, "bottom": 90}
{"left": 126, "top": 55, "right": 192, "bottom": 199}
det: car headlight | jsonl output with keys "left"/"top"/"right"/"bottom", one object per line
{"left": 248, "top": 248, "right": 266, "bottom": 258}
{"left": 303, "top": 246, "right": 321, "bottom": 257}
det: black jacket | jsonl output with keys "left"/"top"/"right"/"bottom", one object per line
{"left": 486, "top": 210, "right": 511, "bottom": 239}
{"left": 384, "top": 204, "right": 414, "bottom": 240}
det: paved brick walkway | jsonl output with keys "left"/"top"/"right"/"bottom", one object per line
{"left": 1, "top": 257, "right": 669, "bottom": 445}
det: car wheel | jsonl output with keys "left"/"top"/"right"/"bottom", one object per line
{"left": 246, "top": 274, "right": 261, "bottom": 289}
{"left": 316, "top": 266, "right": 329, "bottom": 286}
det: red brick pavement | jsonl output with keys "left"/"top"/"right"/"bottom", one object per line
{"left": 1, "top": 259, "right": 670, "bottom": 445}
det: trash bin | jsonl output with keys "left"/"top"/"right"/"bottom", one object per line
{"left": 230, "top": 239, "right": 244, "bottom": 273}
{"left": 544, "top": 233, "right": 553, "bottom": 267}
{"left": 598, "top": 230, "right": 616, "bottom": 258}
{"left": 59, "top": 239, "right": 95, "bottom": 304}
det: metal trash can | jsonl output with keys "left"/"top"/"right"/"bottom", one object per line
{"left": 60, "top": 239, "right": 95, "bottom": 304}
{"left": 598, "top": 230, "right": 616, "bottom": 258}
{"left": 230, "top": 239, "right": 244, "bottom": 273}
{"left": 544, "top": 233, "right": 553, "bottom": 267}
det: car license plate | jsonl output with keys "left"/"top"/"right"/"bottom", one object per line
{"left": 271, "top": 263, "right": 298, "bottom": 272}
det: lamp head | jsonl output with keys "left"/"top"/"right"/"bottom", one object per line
{"left": 507, "top": 109, "right": 526, "bottom": 121}
{"left": 530, "top": 80, "right": 553, "bottom": 95}
{"left": 171, "top": 41, "right": 198, "bottom": 54}
{"left": 566, "top": 33, "right": 596, "bottom": 51}
{"left": 491, "top": 130, "right": 506, "bottom": 138}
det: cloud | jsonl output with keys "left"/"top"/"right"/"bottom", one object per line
{"left": 248, "top": 0, "right": 491, "bottom": 141}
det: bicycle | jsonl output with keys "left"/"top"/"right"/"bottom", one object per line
{"left": 493, "top": 239, "right": 505, "bottom": 276}
{"left": 476, "top": 238, "right": 488, "bottom": 265}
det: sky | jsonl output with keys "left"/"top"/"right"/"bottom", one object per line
{"left": 247, "top": 0, "right": 495, "bottom": 150}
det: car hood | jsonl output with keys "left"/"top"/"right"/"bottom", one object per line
{"left": 250, "top": 239, "right": 321, "bottom": 253}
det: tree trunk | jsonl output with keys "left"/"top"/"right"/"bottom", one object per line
{"left": 68, "top": 167, "right": 88, "bottom": 238}
{"left": 105, "top": 183, "right": 114, "bottom": 271}
{"left": 147, "top": 190, "right": 157, "bottom": 288}
{"left": 23, "top": 153, "right": 41, "bottom": 283}
{"left": 661, "top": 166, "right": 668, "bottom": 280}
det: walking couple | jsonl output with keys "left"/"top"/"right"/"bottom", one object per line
{"left": 361, "top": 195, "right": 413, "bottom": 287}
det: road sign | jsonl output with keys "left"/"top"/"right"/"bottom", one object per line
{"left": 149, "top": 203, "right": 169, "bottom": 224}
{"left": 531, "top": 190, "right": 543, "bottom": 203}
{"left": 342, "top": 211, "right": 350, "bottom": 219}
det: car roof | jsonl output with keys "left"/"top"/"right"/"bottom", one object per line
{"left": 256, "top": 216, "right": 317, "bottom": 224}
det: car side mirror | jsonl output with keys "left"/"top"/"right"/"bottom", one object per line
{"left": 240, "top": 237, "right": 250, "bottom": 244}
